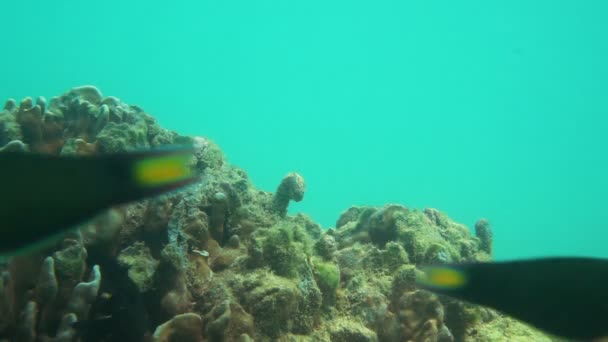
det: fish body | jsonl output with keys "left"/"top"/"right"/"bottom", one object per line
{"left": 416, "top": 257, "right": 608, "bottom": 341}
{"left": 0, "top": 146, "right": 198, "bottom": 254}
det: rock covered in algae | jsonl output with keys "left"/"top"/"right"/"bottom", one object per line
{"left": 0, "top": 86, "right": 551, "bottom": 342}
{"left": 204, "top": 300, "right": 254, "bottom": 341}
{"left": 117, "top": 242, "right": 159, "bottom": 292}
{"left": 153, "top": 313, "right": 204, "bottom": 342}
{"left": 328, "top": 319, "right": 378, "bottom": 342}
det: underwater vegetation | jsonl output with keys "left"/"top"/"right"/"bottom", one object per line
{"left": 0, "top": 86, "right": 553, "bottom": 341}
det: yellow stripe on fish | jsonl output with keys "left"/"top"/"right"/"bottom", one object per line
{"left": 417, "top": 266, "right": 467, "bottom": 289}
{"left": 133, "top": 152, "right": 193, "bottom": 187}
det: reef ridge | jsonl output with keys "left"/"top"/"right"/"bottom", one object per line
{"left": 0, "top": 86, "right": 551, "bottom": 341}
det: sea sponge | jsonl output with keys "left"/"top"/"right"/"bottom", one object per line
{"left": 210, "top": 192, "right": 229, "bottom": 243}
{"left": 152, "top": 312, "right": 203, "bottom": 342}
{"left": 475, "top": 218, "right": 493, "bottom": 256}
{"left": 271, "top": 172, "right": 306, "bottom": 217}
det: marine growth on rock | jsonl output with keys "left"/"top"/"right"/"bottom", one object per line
{"left": 0, "top": 86, "right": 550, "bottom": 342}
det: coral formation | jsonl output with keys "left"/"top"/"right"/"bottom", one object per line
{"left": 271, "top": 172, "right": 306, "bottom": 216}
{"left": 0, "top": 86, "right": 550, "bottom": 341}
{"left": 474, "top": 218, "right": 493, "bottom": 256}
{"left": 153, "top": 312, "right": 204, "bottom": 342}
{"left": 117, "top": 242, "right": 159, "bottom": 292}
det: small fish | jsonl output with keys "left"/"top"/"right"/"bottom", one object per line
{"left": 0, "top": 146, "right": 199, "bottom": 254}
{"left": 416, "top": 257, "right": 608, "bottom": 341}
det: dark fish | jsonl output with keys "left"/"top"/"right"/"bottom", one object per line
{"left": 0, "top": 146, "right": 198, "bottom": 254}
{"left": 416, "top": 257, "right": 608, "bottom": 341}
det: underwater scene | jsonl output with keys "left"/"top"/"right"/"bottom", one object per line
{"left": 1, "top": 1, "right": 607, "bottom": 341}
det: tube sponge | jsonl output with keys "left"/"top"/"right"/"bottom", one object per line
{"left": 210, "top": 192, "right": 228, "bottom": 243}
{"left": 272, "top": 172, "right": 306, "bottom": 217}
{"left": 474, "top": 219, "right": 492, "bottom": 256}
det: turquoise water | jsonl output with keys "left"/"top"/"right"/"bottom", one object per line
{"left": 2, "top": 1, "right": 607, "bottom": 260}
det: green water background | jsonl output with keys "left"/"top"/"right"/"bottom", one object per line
{"left": 2, "top": 1, "right": 607, "bottom": 260}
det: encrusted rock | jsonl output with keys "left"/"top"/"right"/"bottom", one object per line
{"left": 328, "top": 320, "right": 378, "bottom": 342}
{"left": 152, "top": 312, "right": 203, "bottom": 342}
{"left": 0, "top": 86, "right": 550, "bottom": 342}
{"left": 205, "top": 300, "right": 254, "bottom": 341}
{"left": 271, "top": 172, "right": 306, "bottom": 216}
{"left": 117, "top": 242, "right": 159, "bottom": 292}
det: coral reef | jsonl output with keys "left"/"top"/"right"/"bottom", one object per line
{"left": 0, "top": 86, "right": 547, "bottom": 341}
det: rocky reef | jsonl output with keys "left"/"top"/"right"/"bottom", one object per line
{"left": 0, "top": 86, "right": 551, "bottom": 341}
